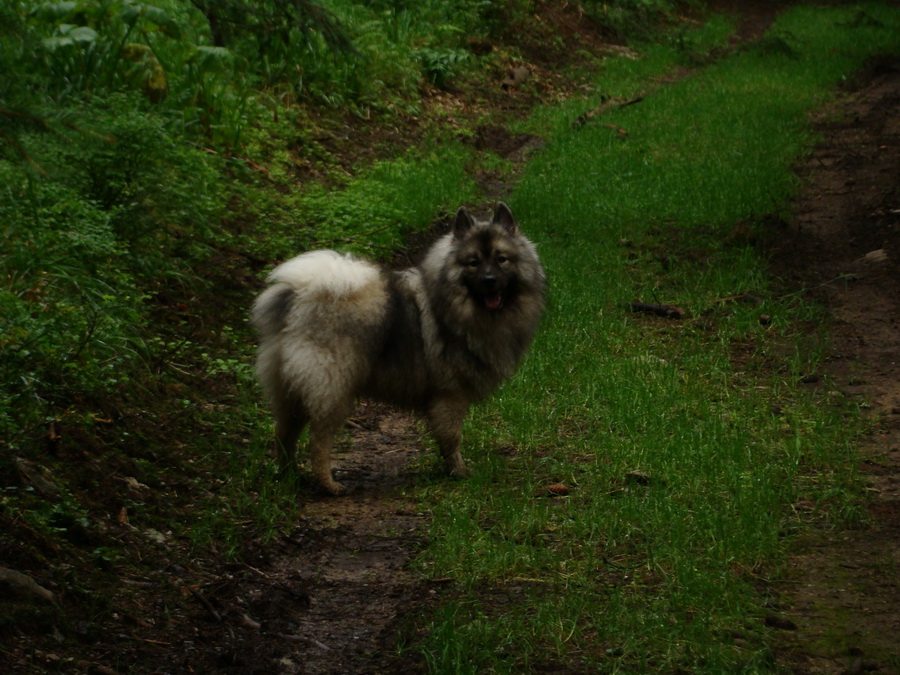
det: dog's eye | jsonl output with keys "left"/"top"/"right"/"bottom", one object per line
{"left": 466, "top": 259, "right": 480, "bottom": 268}
{"left": 496, "top": 255, "right": 509, "bottom": 264}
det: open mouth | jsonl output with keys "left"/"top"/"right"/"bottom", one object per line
{"left": 484, "top": 292, "right": 504, "bottom": 310}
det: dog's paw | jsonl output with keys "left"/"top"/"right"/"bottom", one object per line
{"left": 321, "top": 479, "right": 347, "bottom": 496}
{"left": 447, "top": 462, "right": 472, "bottom": 479}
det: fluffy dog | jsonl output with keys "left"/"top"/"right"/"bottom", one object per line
{"left": 252, "top": 203, "right": 545, "bottom": 494}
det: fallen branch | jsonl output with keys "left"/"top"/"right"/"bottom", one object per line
{"left": 629, "top": 301, "right": 685, "bottom": 319}
{"left": 573, "top": 96, "right": 644, "bottom": 127}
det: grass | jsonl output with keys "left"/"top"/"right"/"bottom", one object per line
{"left": 408, "top": 3, "right": 900, "bottom": 671}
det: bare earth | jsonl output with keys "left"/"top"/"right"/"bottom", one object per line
{"left": 768, "top": 55, "right": 900, "bottom": 673}
{"left": 203, "top": 402, "right": 430, "bottom": 674}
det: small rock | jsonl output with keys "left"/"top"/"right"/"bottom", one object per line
{"left": 861, "top": 249, "right": 888, "bottom": 264}
{"left": 845, "top": 249, "right": 889, "bottom": 276}
{"left": 0, "top": 567, "right": 55, "bottom": 603}
{"left": 14, "top": 457, "right": 60, "bottom": 498}
{"left": 502, "top": 66, "right": 531, "bottom": 90}
{"left": 145, "top": 528, "right": 168, "bottom": 545}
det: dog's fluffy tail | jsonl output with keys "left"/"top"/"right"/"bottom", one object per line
{"left": 252, "top": 250, "right": 383, "bottom": 336}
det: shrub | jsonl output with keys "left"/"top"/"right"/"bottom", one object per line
{"left": 0, "top": 168, "right": 143, "bottom": 447}
{"left": 0, "top": 94, "right": 223, "bottom": 450}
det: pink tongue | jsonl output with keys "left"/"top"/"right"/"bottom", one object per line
{"left": 485, "top": 293, "right": 503, "bottom": 310}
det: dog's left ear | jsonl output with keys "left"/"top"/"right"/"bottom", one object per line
{"left": 492, "top": 202, "right": 518, "bottom": 234}
{"left": 453, "top": 206, "right": 476, "bottom": 239}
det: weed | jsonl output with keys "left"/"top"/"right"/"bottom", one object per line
{"left": 416, "top": 47, "right": 471, "bottom": 88}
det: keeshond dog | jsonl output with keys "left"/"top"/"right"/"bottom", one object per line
{"left": 252, "top": 203, "right": 545, "bottom": 495}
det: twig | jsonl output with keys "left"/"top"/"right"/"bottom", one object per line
{"left": 276, "top": 633, "right": 332, "bottom": 650}
{"left": 189, "top": 586, "right": 222, "bottom": 622}
{"left": 573, "top": 96, "right": 644, "bottom": 127}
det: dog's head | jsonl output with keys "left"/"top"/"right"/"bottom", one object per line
{"left": 452, "top": 203, "right": 523, "bottom": 311}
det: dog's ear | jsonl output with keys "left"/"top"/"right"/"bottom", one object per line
{"left": 492, "top": 202, "right": 518, "bottom": 234}
{"left": 453, "top": 206, "right": 476, "bottom": 238}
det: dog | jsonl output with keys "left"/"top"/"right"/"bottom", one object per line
{"left": 252, "top": 202, "right": 545, "bottom": 494}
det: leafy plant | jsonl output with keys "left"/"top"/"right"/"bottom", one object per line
{"left": 416, "top": 47, "right": 471, "bottom": 88}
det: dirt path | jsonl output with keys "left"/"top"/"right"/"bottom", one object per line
{"left": 263, "top": 406, "right": 428, "bottom": 674}
{"left": 184, "top": 403, "right": 430, "bottom": 674}
{"left": 769, "top": 56, "right": 900, "bottom": 673}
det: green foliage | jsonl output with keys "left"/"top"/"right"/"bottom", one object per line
{"left": 416, "top": 47, "right": 471, "bottom": 88}
{"left": 0, "top": 170, "right": 139, "bottom": 444}
{"left": 0, "top": 89, "right": 224, "bottom": 450}
{"left": 13, "top": 0, "right": 184, "bottom": 103}
{"left": 581, "top": 0, "right": 684, "bottom": 40}
{"left": 3, "top": 0, "right": 696, "bottom": 155}
{"left": 73, "top": 100, "right": 221, "bottom": 258}
{"left": 297, "top": 146, "right": 478, "bottom": 253}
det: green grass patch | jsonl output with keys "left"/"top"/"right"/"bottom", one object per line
{"left": 241, "top": 141, "right": 480, "bottom": 261}
{"left": 412, "top": 4, "right": 900, "bottom": 671}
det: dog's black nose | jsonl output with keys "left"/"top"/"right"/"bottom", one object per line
{"left": 481, "top": 274, "right": 498, "bottom": 289}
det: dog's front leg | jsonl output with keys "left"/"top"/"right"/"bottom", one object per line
{"left": 426, "top": 397, "right": 472, "bottom": 478}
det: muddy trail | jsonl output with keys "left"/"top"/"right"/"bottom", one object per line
{"left": 768, "top": 55, "right": 900, "bottom": 673}
{"left": 194, "top": 403, "right": 430, "bottom": 674}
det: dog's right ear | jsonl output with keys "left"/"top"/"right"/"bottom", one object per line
{"left": 453, "top": 206, "right": 475, "bottom": 239}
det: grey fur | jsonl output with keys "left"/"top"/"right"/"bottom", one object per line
{"left": 252, "top": 203, "right": 545, "bottom": 494}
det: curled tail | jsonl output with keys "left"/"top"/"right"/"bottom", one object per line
{"left": 252, "top": 284, "right": 295, "bottom": 337}
{"left": 251, "top": 250, "right": 384, "bottom": 337}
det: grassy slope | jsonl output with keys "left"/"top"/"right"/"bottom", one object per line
{"left": 412, "top": 4, "right": 900, "bottom": 672}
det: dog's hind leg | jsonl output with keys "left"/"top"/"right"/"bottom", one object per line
{"left": 273, "top": 397, "right": 308, "bottom": 474}
{"left": 308, "top": 410, "right": 351, "bottom": 495}
{"left": 426, "top": 397, "right": 472, "bottom": 478}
